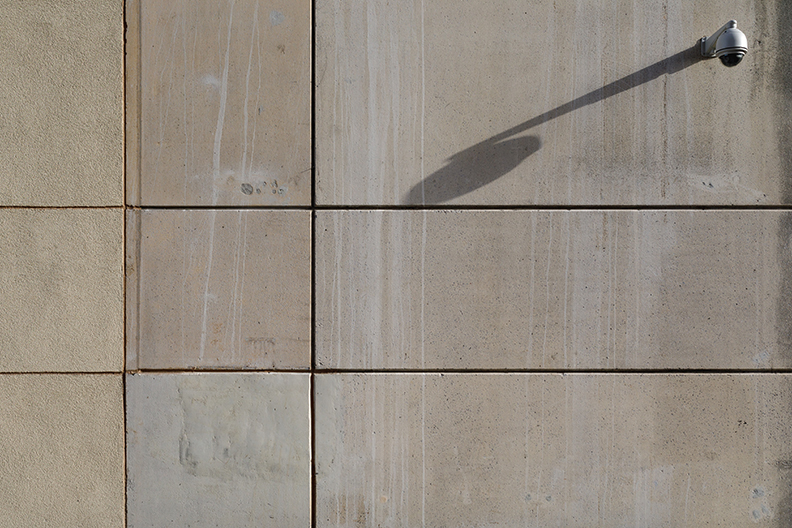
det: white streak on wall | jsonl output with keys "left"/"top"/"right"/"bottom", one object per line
{"left": 563, "top": 215, "right": 571, "bottom": 366}
{"left": 181, "top": 8, "right": 189, "bottom": 203}
{"left": 241, "top": 2, "right": 259, "bottom": 184}
{"left": 541, "top": 214, "right": 554, "bottom": 367}
{"left": 333, "top": 212, "right": 343, "bottom": 366}
{"left": 199, "top": 3, "right": 235, "bottom": 361}
{"left": 420, "top": 0, "right": 425, "bottom": 203}
{"left": 213, "top": 0, "right": 235, "bottom": 204}
{"left": 198, "top": 211, "right": 217, "bottom": 362}
{"left": 421, "top": 210, "right": 427, "bottom": 526}
{"left": 527, "top": 213, "right": 537, "bottom": 367}
{"left": 238, "top": 213, "right": 248, "bottom": 357}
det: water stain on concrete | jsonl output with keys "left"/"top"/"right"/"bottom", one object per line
{"left": 764, "top": 4, "right": 792, "bottom": 525}
{"left": 775, "top": 460, "right": 792, "bottom": 525}
{"left": 776, "top": 0, "right": 792, "bottom": 371}
{"left": 176, "top": 376, "right": 300, "bottom": 483}
{"left": 269, "top": 10, "right": 285, "bottom": 26}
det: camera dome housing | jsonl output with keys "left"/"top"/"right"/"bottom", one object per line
{"left": 714, "top": 26, "right": 748, "bottom": 67}
{"left": 701, "top": 20, "right": 748, "bottom": 67}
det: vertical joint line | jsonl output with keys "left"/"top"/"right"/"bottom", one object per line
{"left": 121, "top": 1, "right": 132, "bottom": 526}
{"left": 309, "top": 0, "right": 317, "bottom": 525}
{"left": 122, "top": 2, "right": 128, "bottom": 527}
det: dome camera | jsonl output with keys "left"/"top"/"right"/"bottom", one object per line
{"left": 701, "top": 20, "right": 748, "bottom": 67}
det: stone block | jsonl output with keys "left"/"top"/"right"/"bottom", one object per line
{"left": 315, "top": 0, "right": 791, "bottom": 206}
{"left": 0, "top": 374, "right": 124, "bottom": 527}
{"left": 0, "top": 0, "right": 122, "bottom": 206}
{"left": 315, "top": 373, "right": 792, "bottom": 526}
{"left": 0, "top": 209, "right": 123, "bottom": 372}
{"left": 126, "top": 372, "right": 310, "bottom": 526}
{"left": 129, "top": 0, "right": 311, "bottom": 206}
{"left": 315, "top": 210, "right": 790, "bottom": 370}
{"left": 127, "top": 209, "right": 310, "bottom": 370}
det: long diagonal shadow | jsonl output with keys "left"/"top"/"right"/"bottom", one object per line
{"left": 404, "top": 44, "right": 702, "bottom": 204}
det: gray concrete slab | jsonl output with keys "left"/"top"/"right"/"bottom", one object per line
{"left": 316, "top": 0, "right": 790, "bottom": 206}
{"left": 127, "top": 209, "right": 311, "bottom": 370}
{"left": 315, "top": 373, "right": 792, "bottom": 527}
{"left": 130, "top": 0, "right": 311, "bottom": 206}
{"left": 126, "top": 372, "right": 310, "bottom": 527}
{"left": 315, "top": 210, "right": 789, "bottom": 370}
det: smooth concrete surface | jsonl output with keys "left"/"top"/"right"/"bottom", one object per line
{"left": 0, "top": 0, "right": 780, "bottom": 525}
{"left": 127, "top": 209, "right": 311, "bottom": 370}
{"left": 0, "top": 209, "right": 123, "bottom": 372}
{"left": 316, "top": 210, "right": 790, "bottom": 370}
{"left": 129, "top": 0, "right": 311, "bottom": 206}
{"left": 316, "top": 373, "right": 792, "bottom": 527}
{"left": 126, "top": 372, "right": 310, "bottom": 527}
{"left": 315, "top": 0, "right": 791, "bottom": 206}
{"left": 0, "top": 0, "right": 122, "bottom": 206}
{"left": 0, "top": 374, "right": 124, "bottom": 527}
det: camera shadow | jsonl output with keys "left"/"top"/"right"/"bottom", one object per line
{"left": 404, "top": 43, "right": 702, "bottom": 204}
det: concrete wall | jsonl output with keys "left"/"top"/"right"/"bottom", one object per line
{"left": 1, "top": 0, "right": 791, "bottom": 526}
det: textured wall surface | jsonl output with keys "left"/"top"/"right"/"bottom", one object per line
{"left": 0, "top": 1, "right": 125, "bottom": 527}
{"left": 0, "top": 209, "right": 123, "bottom": 372}
{"left": 1, "top": 0, "right": 791, "bottom": 526}
{"left": 0, "top": 375, "right": 124, "bottom": 527}
{"left": 0, "top": 0, "right": 123, "bottom": 206}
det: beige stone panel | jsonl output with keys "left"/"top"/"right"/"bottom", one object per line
{"left": 133, "top": 0, "right": 311, "bottom": 206}
{"left": 0, "top": 0, "right": 122, "bottom": 206}
{"left": 129, "top": 209, "right": 310, "bottom": 369}
{"left": 315, "top": 210, "right": 788, "bottom": 370}
{"left": 316, "top": 0, "right": 790, "bottom": 206}
{"left": 0, "top": 374, "right": 123, "bottom": 527}
{"left": 127, "top": 372, "right": 310, "bottom": 526}
{"left": 316, "top": 373, "right": 792, "bottom": 527}
{"left": 0, "top": 209, "right": 123, "bottom": 372}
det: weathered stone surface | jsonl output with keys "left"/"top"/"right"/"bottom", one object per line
{"left": 130, "top": 0, "right": 311, "bottom": 206}
{"left": 315, "top": 0, "right": 789, "bottom": 206}
{"left": 0, "top": 209, "right": 123, "bottom": 372}
{"left": 315, "top": 373, "right": 792, "bottom": 527}
{"left": 127, "top": 209, "right": 310, "bottom": 370}
{"left": 315, "top": 210, "right": 789, "bottom": 370}
{"left": 0, "top": 0, "right": 122, "bottom": 206}
{"left": 127, "top": 373, "right": 310, "bottom": 527}
{"left": 0, "top": 374, "right": 124, "bottom": 527}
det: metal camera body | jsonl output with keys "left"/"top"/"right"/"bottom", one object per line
{"left": 701, "top": 20, "right": 748, "bottom": 67}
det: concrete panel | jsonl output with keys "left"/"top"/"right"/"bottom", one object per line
{"left": 131, "top": 0, "right": 311, "bottom": 206}
{"left": 0, "top": 209, "right": 123, "bottom": 372}
{"left": 0, "top": 374, "right": 124, "bottom": 527}
{"left": 127, "top": 373, "right": 310, "bottom": 526}
{"left": 128, "top": 209, "right": 310, "bottom": 370}
{"left": 315, "top": 373, "right": 792, "bottom": 527}
{"left": 0, "top": 0, "right": 122, "bottom": 206}
{"left": 315, "top": 210, "right": 789, "bottom": 370}
{"left": 316, "top": 0, "right": 790, "bottom": 206}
